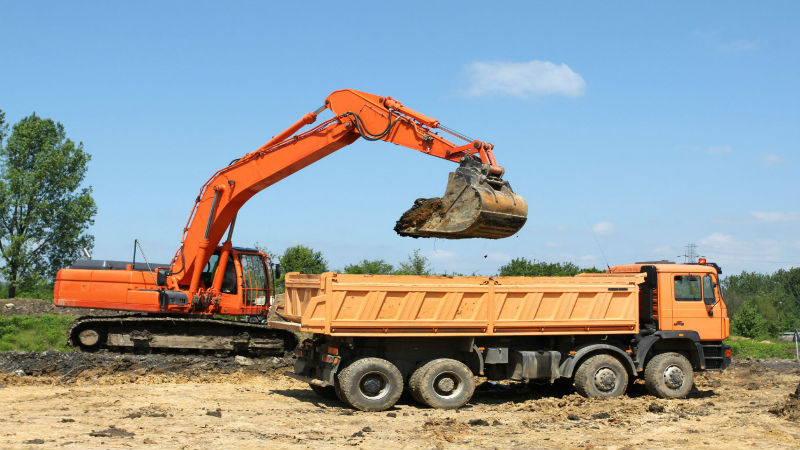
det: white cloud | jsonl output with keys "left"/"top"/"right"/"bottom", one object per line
{"left": 722, "top": 39, "right": 759, "bottom": 52}
{"left": 592, "top": 221, "right": 615, "bottom": 236}
{"left": 751, "top": 211, "right": 800, "bottom": 223}
{"left": 465, "top": 60, "right": 586, "bottom": 98}
{"left": 544, "top": 241, "right": 564, "bottom": 249}
{"left": 704, "top": 146, "right": 733, "bottom": 155}
{"left": 699, "top": 232, "right": 734, "bottom": 247}
{"left": 762, "top": 153, "right": 785, "bottom": 166}
{"left": 651, "top": 245, "right": 674, "bottom": 255}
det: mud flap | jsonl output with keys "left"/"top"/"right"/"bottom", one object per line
{"left": 395, "top": 156, "right": 528, "bottom": 239}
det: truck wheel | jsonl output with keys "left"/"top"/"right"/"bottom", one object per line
{"left": 337, "top": 357, "right": 403, "bottom": 411}
{"left": 574, "top": 354, "right": 629, "bottom": 398}
{"left": 644, "top": 352, "right": 694, "bottom": 398}
{"left": 310, "top": 384, "right": 337, "bottom": 400}
{"left": 408, "top": 359, "right": 475, "bottom": 409}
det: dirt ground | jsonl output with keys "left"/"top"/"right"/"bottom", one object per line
{"left": 0, "top": 353, "right": 798, "bottom": 450}
{"left": 2, "top": 298, "right": 799, "bottom": 449}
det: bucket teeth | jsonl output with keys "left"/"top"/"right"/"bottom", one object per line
{"left": 395, "top": 157, "right": 528, "bottom": 239}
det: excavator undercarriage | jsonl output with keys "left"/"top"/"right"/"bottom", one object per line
{"left": 68, "top": 315, "right": 298, "bottom": 356}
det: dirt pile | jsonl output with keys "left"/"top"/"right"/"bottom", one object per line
{"left": 1, "top": 298, "right": 124, "bottom": 317}
{"left": 770, "top": 380, "right": 800, "bottom": 421}
{"left": 0, "top": 351, "right": 292, "bottom": 382}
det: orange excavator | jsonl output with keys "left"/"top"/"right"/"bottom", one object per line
{"left": 54, "top": 89, "right": 528, "bottom": 354}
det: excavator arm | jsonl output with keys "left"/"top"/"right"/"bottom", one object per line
{"left": 166, "top": 89, "right": 528, "bottom": 297}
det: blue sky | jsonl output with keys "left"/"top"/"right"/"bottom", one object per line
{"left": 1, "top": 1, "right": 798, "bottom": 275}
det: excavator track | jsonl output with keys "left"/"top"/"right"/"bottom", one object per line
{"left": 67, "top": 315, "right": 298, "bottom": 356}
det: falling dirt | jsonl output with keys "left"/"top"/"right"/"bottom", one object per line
{"left": 1, "top": 354, "right": 799, "bottom": 449}
{"left": 394, "top": 198, "right": 443, "bottom": 235}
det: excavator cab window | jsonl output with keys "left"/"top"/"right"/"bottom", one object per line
{"left": 200, "top": 252, "right": 238, "bottom": 294}
{"left": 201, "top": 253, "right": 220, "bottom": 288}
{"left": 240, "top": 254, "right": 268, "bottom": 307}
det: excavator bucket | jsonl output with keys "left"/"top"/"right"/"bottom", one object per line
{"left": 395, "top": 157, "right": 528, "bottom": 239}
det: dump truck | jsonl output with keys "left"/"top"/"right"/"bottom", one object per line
{"left": 53, "top": 89, "right": 527, "bottom": 354}
{"left": 276, "top": 260, "right": 731, "bottom": 411}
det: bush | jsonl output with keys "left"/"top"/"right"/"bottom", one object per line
{"left": 498, "top": 258, "right": 601, "bottom": 277}
{"left": 726, "top": 338, "right": 797, "bottom": 359}
{"left": 0, "top": 314, "right": 73, "bottom": 351}
{"left": 732, "top": 300, "right": 773, "bottom": 339}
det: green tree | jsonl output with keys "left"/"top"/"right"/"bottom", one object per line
{"left": 395, "top": 249, "right": 431, "bottom": 275}
{"left": 344, "top": 259, "right": 394, "bottom": 275}
{"left": 0, "top": 113, "right": 97, "bottom": 297}
{"left": 722, "top": 268, "right": 800, "bottom": 335}
{"left": 731, "top": 300, "right": 771, "bottom": 339}
{"left": 498, "top": 257, "right": 601, "bottom": 277}
{"left": 275, "top": 245, "right": 327, "bottom": 292}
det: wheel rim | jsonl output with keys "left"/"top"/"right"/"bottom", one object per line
{"left": 593, "top": 367, "right": 618, "bottom": 392}
{"left": 432, "top": 371, "right": 463, "bottom": 399}
{"left": 358, "top": 371, "right": 390, "bottom": 400}
{"left": 663, "top": 364, "right": 685, "bottom": 389}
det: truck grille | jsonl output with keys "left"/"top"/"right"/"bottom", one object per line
{"left": 702, "top": 342, "right": 726, "bottom": 370}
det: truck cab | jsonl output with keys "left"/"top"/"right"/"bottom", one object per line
{"left": 611, "top": 260, "right": 729, "bottom": 339}
{"left": 611, "top": 260, "right": 730, "bottom": 370}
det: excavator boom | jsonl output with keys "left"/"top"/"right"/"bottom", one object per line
{"left": 53, "top": 88, "right": 528, "bottom": 355}
{"left": 171, "top": 89, "right": 527, "bottom": 295}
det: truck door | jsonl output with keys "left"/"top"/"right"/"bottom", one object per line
{"left": 239, "top": 253, "right": 269, "bottom": 312}
{"left": 669, "top": 273, "right": 725, "bottom": 340}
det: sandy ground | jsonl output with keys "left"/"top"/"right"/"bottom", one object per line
{"left": 1, "top": 356, "right": 799, "bottom": 450}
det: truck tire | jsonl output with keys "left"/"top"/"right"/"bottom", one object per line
{"left": 644, "top": 352, "right": 694, "bottom": 398}
{"left": 337, "top": 357, "right": 403, "bottom": 411}
{"left": 574, "top": 354, "right": 629, "bottom": 398}
{"left": 310, "top": 384, "right": 337, "bottom": 400}
{"left": 408, "top": 359, "right": 475, "bottom": 409}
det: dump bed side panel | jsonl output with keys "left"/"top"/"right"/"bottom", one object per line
{"left": 284, "top": 272, "right": 643, "bottom": 337}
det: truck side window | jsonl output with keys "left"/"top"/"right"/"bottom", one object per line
{"left": 674, "top": 275, "right": 701, "bottom": 301}
{"left": 702, "top": 275, "right": 716, "bottom": 306}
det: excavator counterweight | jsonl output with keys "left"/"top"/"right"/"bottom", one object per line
{"left": 395, "top": 157, "right": 528, "bottom": 239}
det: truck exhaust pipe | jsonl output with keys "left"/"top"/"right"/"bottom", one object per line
{"left": 395, "top": 157, "right": 528, "bottom": 239}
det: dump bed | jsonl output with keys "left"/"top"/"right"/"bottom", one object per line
{"left": 276, "top": 272, "right": 645, "bottom": 337}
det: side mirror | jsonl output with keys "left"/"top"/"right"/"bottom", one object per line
{"left": 274, "top": 263, "right": 282, "bottom": 280}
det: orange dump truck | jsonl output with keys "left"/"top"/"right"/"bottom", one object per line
{"left": 272, "top": 260, "right": 731, "bottom": 411}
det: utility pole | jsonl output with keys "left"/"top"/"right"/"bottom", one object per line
{"left": 681, "top": 243, "right": 700, "bottom": 263}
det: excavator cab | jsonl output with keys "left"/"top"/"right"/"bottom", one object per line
{"left": 395, "top": 157, "right": 528, "bottom": 239}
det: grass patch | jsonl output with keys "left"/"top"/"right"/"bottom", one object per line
{"left": 726, "top": 337, "right": 798, "bottom": 359}
{"left": 0, "top": 314, "right": 74, "bottom": 352}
